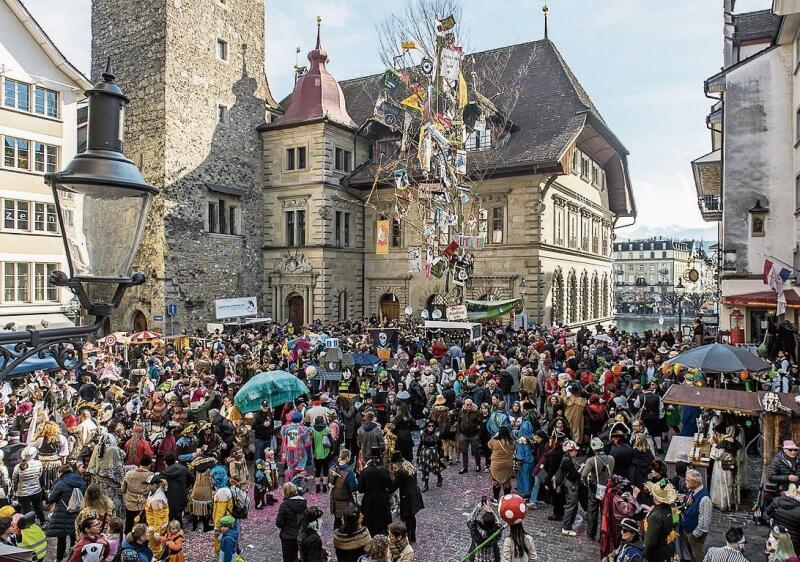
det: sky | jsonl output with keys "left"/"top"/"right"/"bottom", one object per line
{"left": 23, "top": 0, "right": 771, "bottom": 240}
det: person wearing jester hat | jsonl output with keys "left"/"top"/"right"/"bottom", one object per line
{"left": 281, "top": 411, "right": 312, "bottom": 481}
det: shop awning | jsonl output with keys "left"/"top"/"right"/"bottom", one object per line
{"left": 722, "top": 289, "right": 800, "bottom": 309}
{"left": 663, "top": 384, "right": 800, "bottom": 416}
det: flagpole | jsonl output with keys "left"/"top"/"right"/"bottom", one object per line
{"left": 760, "top": 253, "right": 796, "bottom": 274}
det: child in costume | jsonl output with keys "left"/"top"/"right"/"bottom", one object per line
{"left": 155, "top": 519, "right": 185, "bottom": 562}
{"left": 263, "top": 448, "right": 279, "bottom": 506}
{"left": 254, "top": 460, "right": 267, "bottom": 510}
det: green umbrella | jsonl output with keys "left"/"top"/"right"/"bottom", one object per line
{"left": 234, "top": 370, "right": 309, "bottom": 413}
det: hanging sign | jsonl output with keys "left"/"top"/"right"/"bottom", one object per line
{"left": 376, "top": 219, "right": 390, "bottom": 255}
{"left": 436, "top": 15, "right": 456, "bottom": 35}
{"left": 401, "top": 40, "right": 417, "bottom": 50}
{"left": 400, "top": 90, "right": 425, "bottom": 112}
{"left": 420, "top": 58, "right": 434, "bottom": 75}
{"left": 446, "top": 304, "right": 468, "bottom": 321}
{"left": 440, "top": 48, "right": 461, "bottom": 82}
{"left": 383, "top": 69, "right": 403, "bottom": 96}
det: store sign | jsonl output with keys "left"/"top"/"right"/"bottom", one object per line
{"left": 446, "top": 304, "right": 468, "bottom": 321}
{"left": 214, "top": 297, "right": 258, "bottom": 320}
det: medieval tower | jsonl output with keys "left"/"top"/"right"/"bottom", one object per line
{"left": 91, "top": 0, "right": 278, "bottom": 333}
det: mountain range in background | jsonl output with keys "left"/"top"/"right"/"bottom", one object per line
{"left": 615, "top": 224, "right": 718, "bottom": 244}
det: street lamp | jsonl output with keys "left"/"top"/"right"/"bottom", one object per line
{"left": 675, "top": 279, "right": 685, "bottom": 338}
{"left": 0, "top": 58, "right": 156, "bottom": 379}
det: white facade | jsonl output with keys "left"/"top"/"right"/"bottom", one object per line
{"left": 0, "top": 0, "right": 90, "bottom": 329}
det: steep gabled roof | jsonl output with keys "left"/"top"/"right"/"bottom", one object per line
{"left": 733, "top": 9, "right": 780, "bottom": 43}
{"left": 4, "top": 0, "right": 91, "bottom": 90}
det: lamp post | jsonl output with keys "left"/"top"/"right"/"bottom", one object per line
{"left": 519, "top": 276, "right": 528, "bottom": 330}
{"left": 0, "top": 58, "right": 156, "bottom": 379}
{"left": 676, "top": 279, "right": 685, "bottom": 338}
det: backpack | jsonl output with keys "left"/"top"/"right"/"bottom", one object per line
{"left": 113, "top": 547, "right": 140, "bottom": 562}
{"left": 230, "top": 485, "right": 250, "bottom": 519}
{"left": 66, "top": 487, "right": 84, "bottom": 513}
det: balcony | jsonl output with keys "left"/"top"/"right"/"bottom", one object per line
{"left": 697, "top": 194, "right": 722, "bottom": 221}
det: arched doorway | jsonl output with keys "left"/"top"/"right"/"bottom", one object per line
{"left": 286, "top": 293, "right": 304, "bottom": 327}
{"left": 426, "top": 294, "right": 447, "bottom": 318}
{"left": 379, "top": 293, "right": 400, "bottom": 321}
{"left": 132, "top": 310, "right": 148, "bottom": 332}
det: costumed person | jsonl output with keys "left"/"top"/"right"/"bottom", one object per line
{"left": 281, "top": 411, "right": 312, "bottom": 481}
{"left": 143, "top": 474, "right": 169, "bottom": 558}
{"left": 333, "top": 504, "right": 372, "bottom": 562}
{"left": 86, "top": 431, "right": 126, "bottom": 517}
{"left": 390, "top": 451, "right": 424, "bottom": 544}
{"left": 155, "top": 519, "right": 185, "bottom": 562}
{"left": 12, "top": 446, "right": 45, "bottom": 524}
{"left": 488, "top": 426, "right": 516, "bottom": 502}
{"left": 642, "top": 479, "right": 678, "bottom": 562}
{"left": 125, "top": 426, "right": 155, "bottom": 467}
{"left": 68, "top": 516, "right": 108, "bottom": 562}
{"left": 253, "top": 459, "right": 268, "bottom": 510}
{"left": 329, "top": 449, "right": 357, "bottom": 529}
{"left": 417, "top": 419, "right": 444, "bottom": 491}
{"left": 708, "top": 413, "right": 741, "bottom": 511}
{"left": 226, "top": 446, "right": 248, "bottom": 487}
{"left": 297, "top": 506, "right": 326, "bottom": 562}
{"left": 612, "top": 518, "right": 644, "bottom": 562}
{"left": 188, "top": 456, "right": 215, "bottom": 532}
{"left": 563, "top": 382, "right": 587, "bottom": 447}
{"left": 466, "top": 498, "right": 502, "bottom": 562}
{"left": 497, "top": 494, "right": 537, "bottom": 562}
{"left": 263, "top": 448, "right": 279, "bottom": 506}
{"left": 32, "top": 418, "right": 68, "bottom": 494}
{"left": 68, "top": 410, "right": 97, "bottom": 462}
{"left": 581, "top": 437, "right": 615, "bottom": 542}
{"left": 358, "top": 446, "right": 394, "bottom": 538}
{"left": 211, "top": 462, "right": 233, "bottom": 556}
{"left": 514, "top": 419, "right": 535, "bottom": 502}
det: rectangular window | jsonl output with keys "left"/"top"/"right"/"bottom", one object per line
{"left": 335, "top": 211, "right": 342, "bottom": 246}
{"left": 2, "top": 200, "right": 30, "bottom": 231}
{"left": 218, "top": 199, "right": 226, "bottom": 234}
{"left": 33, "top": 202, "right": 57, "bottom": 233}
{"left": 391, "top": 218, "right": 402, "bottom": 247}
{"left": 216, "top": 38, "right": 229, "bottom": 61}
{"left": 592, "top": 165, "right": 599, "bottom": 186}
{"left": 580, "top": 216, "right": 590, "bottom": 251}
{"left": 208, "top": 202, "right": 218, "bottom": 233}
{"left": 286, "top": 148, "right": 295, "bottom": 171}
{"left": 4, "top": 262, "right": 29, "bottom": 302}
{"left": 4, "top": 137, "right": 30, "bottom": 170}
{"left": 568, "top": 211, "right": 578, "bottom": 248}
{"left": 217, "top": 104, "right": 228, "bottom": 123}
{"left": 34, "top": 87, "right": 59, "bottom": 118}
{"left": 34, "top": 143, "right": 57, "bottom": 173}
{"left": 491, "top": 207, "right": 504, "bottom": 244}
{"left": 334, "top": 147, "right": 353, "bottom": 172}
{"left": 571, "top": 149, "right": 580, "bottom": 174}
{"left": 581, "top": 156, "right": 590, "bottom": 180}
{"left": 34, "top": 263, "right": 58, "bottom": 301}
{"left": 466, "top": 127, "right": 491, "bottom": 151}
{"left": 297, "top": 146, "right": 306, "bottom": 169}
{"left": 344, "top": 212, "right": 350, "bottom": 247}
{"left": 285, "top": 209, "right": 306, "bottom": 246}
{"left": 554, "top": 207, "right": 565, "bottom": 246}
{"left": 229, "top": 205, "right": 237, "bottom": 235}
{"left": 3, "top": 79, "right": 30, "bottom": 111}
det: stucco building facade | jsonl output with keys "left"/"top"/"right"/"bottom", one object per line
{"left": 0, "top": 0, "right": 90, "bottom": 330}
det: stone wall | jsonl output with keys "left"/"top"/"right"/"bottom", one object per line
{"left": 92, "top": 0, "right": 275, "bottom": 333}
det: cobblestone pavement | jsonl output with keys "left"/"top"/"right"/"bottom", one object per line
{"left": 45, "top": 454, "right": 770, "bottom": 562}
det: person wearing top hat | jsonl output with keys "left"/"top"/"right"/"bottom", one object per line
{"left": 390, "top": 451, "right": 424, "bottom": 543}
{"left": 357, "top": 446, "right": 394, "bottom": 537}
{"left": 613, "top": 518, "right": 644, "bottom": 562}
{"left": 610, "top": 427, "right": 633, "bottom": 481}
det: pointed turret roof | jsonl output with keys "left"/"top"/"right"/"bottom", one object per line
{"left": 268, "top": 18, "right": 356, "bottom": 130}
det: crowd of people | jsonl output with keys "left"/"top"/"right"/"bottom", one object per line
{"left": 0, "top": 316, "right": 796, "bottom": 562}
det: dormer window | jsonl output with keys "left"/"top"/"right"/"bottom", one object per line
{"left": 466, "top": 121, "right": 492, "bottom": 151}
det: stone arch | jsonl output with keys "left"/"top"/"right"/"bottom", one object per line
{"left": 128, "top": 308, "right": 148, "bottom": 332}
{"left": 592, "top": 272, "right": 600, "bottom": 320}
{"left": 580, "top": 271, "right": 589, "bottom": 322}
{"left": 566, "top": 270, "right": 578, "bottom": 324}
{"left": 551, "top": 268, "right": 564, "bottom": 326}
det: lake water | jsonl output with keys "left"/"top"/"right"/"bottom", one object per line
{"left": 612, "top": 315, "right": 679, "bottom": 334}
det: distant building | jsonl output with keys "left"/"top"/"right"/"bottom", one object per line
{"left": 691, "top": 1, "right": 800, "bottom": 343}
{"left": 0, "top": 0, "right": 90, "bottom": 330}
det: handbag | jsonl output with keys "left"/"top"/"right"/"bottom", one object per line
{"left": 594, "top": 458, "right": 607, "bottom": 501}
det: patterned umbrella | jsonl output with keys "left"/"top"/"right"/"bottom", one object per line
{"left": 234, "top": 370, "right": 309, "bottom": 412}
{"left": 129, "top": 330, "right": 162, "bottom": 344}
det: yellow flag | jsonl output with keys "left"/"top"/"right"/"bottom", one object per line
{"left": 458, "top": 72, "right": 468, "bottom": 108}
{"left": 400, "top": 90, "right": 425, "bottom": 112}
{"left": 376, "top": 220, "right": 390, "bottom": 255}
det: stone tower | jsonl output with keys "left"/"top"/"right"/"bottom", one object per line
{"left": 91, "top": 0, "right": 278, "bottom": 333}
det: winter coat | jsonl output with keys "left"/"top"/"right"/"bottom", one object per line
{"left": 218, "top": 524, "right": 239, "bottom": 562}
{"left": 629, "top": 449, "right": 654, "bottom": 490}
{"left": 768, "top": 451, "right": 800, "bottom": 492}
{"left": 116, "top": 539, "right": 152, "bottom": 562}
{"left": 357, "top": 422, "right": 385, "bottom": 457}
{"left": 162, "top": 462, "right": 192, "bottom": 514}
{"left": 610, "top": 441, "right": 633, "bottom": 480}
{"left": 298, "top": 527, "right": 326, "bottom": 562}
{"left": 458, "top": 408, "right": 482, "bottom": 438}
{"left": 767, "top": 494, "right": 800, "bottom": 552}
{"left": 46, "top": 472, "right": 86, "bottom": 537}
{"left": 642, "top": 503, "right": 675, "bottom": 562}
{"left": 358, "top": 462, "right": 394, "bottom": 537}
{"left": 276, "top": 495, "right": 307, "bottom": 541}
{"left": 394, "top": 465, "right": 424, "bottom": 518}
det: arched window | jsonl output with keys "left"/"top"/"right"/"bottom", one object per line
{"left": 580, "top": 271, "right": 589, "bottom": 322}
{"left": 552, "top": 269, "right": 564, "bottom": 326}
{"left": 567, "top": 271, "right": 578, "bottom": 324}
{"left": 602, "top": 275, "right": 610, "bottom": 317}
{"left": 337, "top": 291, "right": 348, "bottom": 321}
{"left": 592, "top": 274, "right": 600, "bottom": 319}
